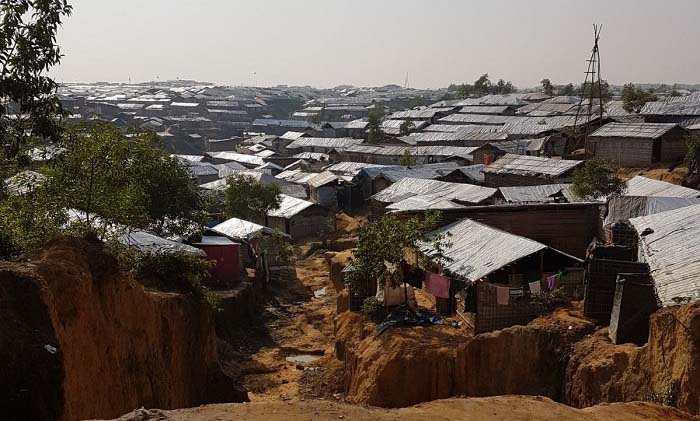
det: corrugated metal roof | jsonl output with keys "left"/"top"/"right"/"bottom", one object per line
{"left": 483, "top": 154, "right": 582, "bottom": 178}
{"left": 292, "top": 152, "right": 330, "bottom": 161}
{"left": 307, "top": 171, "right": 338, "bottom": 188}
{"left": 453, "top": 94, "right": 528, "bottom": 107}
{"left": 629, "top": 204, "right": 700, "bottom": 306}
{"left": 268, "top": 194, "right": 316, "bottom": 218}
{"left": 280, "top": 131, "right": 307, "bottom": 140}
{"left": 205, "top": 151, "right": 265, "bottom": 166}
{"left": 388, "top": 108, "right": 454, "bottom": 120}
{"left": 324, "top": 161, "right": 387, "bottom": 176}
{"left": 625, "top": 176, "right": 700, "bottom": 198}
{"left": 120, "top": 230, "right": 204, "bottom": 256}
{"left": 458, "top": 105, "right": 512, "bottom": 115}
{"left": 211, "top": 217, "right": 279, "bottom": 241}
{"left": 344, "top": 145, "right": 479, "bottom": 158}
{"left": 371, "top": 177, "right": 497, "bottom": 205}
{"left": 422, "top": 218, "right": 547, "bottom": 282}
{"left": 589, "top": 122, "right": 679, "bottom": 139}
{"left": 386, "top": 195, "right": 466, "bottom": 211}
{"left": 641, "top": 94, "right": 700, "bottom": 116}
{"left": 286, "top": 137, "right": 364, "bottom": 150}
{"left": 411, "top": 129, "right": 508, "bottom": 143}
{"left": 499, "top": 184, "right": 571, "bottom": 204}
{"left": 605, "top": 195, "right": 700, "bottom": 226}
{"left": 360, "top": 162, "right": 460, "bottom": 183}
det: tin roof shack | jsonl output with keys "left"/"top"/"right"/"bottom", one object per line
{"left": 209, "top": 217, "right": 292, "bottom": 269}
{"left": 191, "top": 236, "right": 241, "bottom": 287}
{"left": 422, "top": 218, "right": 582, "bottom": 333}
{"left": 204, "top": 151, "right": 265, "bottom": 168}
{"left": 252, "top": 119, "right": 319, "bottom": 136}
{"left": 483, "top": 154, "right": 582, "bottom": 187}
{"left": 624, "top": 175, "right": 700, "bottom": 198}
{"left": 630, "top": 204, "right": 700, "bottom": 307}
{"left": 285, "top": 137, "right": 364, "bottom": 155}
{"left": 266, "top": 194, "right": 335, "bottom": 241}
{"left": 387, "top": 107, "right": 457, "bottom": 124}
{"left": 207, "top": 137, "right": 243, "bottom": 152}
{"left": 603, "top": 195, "right": 700, "bottom": 245}
{"left": 497, "top": 184, "right": 571, "bottom": 204}
{"left": 307, "top": 171, "right": 340, "bottom": 210}
{"left": 369, "top": 178, "right": 498, "bottom": 217}
{"left": 119, "top": 230, "right": 205, "bottom": 256}
{"left": 588, "top": 123, "right": 688, "bottom": 166}
{"left": 395, "top": 202, "right": 601, "bottom": 259}
{"left": 640, "top": 93, "right": 700, "bottom": 125}
{"left": 340, "top": 145, "right": 494, "bottom": 166}
{"left": 354, "top": 162, "right": 470, "bottom": 198}
{"left": 184, "top": 161, "right": 221, "bottom": 185}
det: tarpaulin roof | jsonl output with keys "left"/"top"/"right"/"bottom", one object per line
{"left": 483, "top": 154, "right": 582, "bottom": 178}
{"left": 625, "top": 176, "right": 700, "bottom": 198}
{"left": 267, "top": 194, "right": 316, "bottom": 219}
{"left": 630, "top": 204, "right": 700, "bottom": 306}
{"left": 605, "top": 195, "right": 700, "bottom": 226}
{"left": 371, "top": 177, "right": 497, "bottom": 205}
{"left": 499, "top": 184, "right": 571, "bottom": 204}
{"left": 422, "top": 218, "right": 548, "bottom": 282}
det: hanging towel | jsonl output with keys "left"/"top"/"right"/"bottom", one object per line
{"left": 496, "top": 286, "right": 510, "bottom": 305}
{"left": 529, "top": 281, "right": 542, "bottom": 295}
{"left": 546, "top": 275, "right": 557, "bottom": 290}
{"left": 424, "top": 272, "right": 450, "bottom": 299}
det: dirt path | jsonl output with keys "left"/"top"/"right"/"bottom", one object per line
{"left": 219, "top": 242, "right": 345, "bottom": 404}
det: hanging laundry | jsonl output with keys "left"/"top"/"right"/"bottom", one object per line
{"left": 401, "top": 261, "right": 424, "bottom": 289}
{"left": 529, "top": 281, "right": 541, "bottom": 295}
{"left": 496, "top": 286, "right": 510, "bottom": 305}
{"left": 424, "top": 272, "right": 450, "bottom": 299}
{"left": 546, "top": 274, "right": 557, "bottom": 290}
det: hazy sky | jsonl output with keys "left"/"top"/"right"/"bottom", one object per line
{"left": 51, "top": 0, "right": 700, "bottom": 89}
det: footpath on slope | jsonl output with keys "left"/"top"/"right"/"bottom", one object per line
{"left": 217, "top": 213, "right": 363, "bottom": 403}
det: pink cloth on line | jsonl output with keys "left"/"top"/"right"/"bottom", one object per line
{"left": 546, "top": 275, "right": 557, "bottom": 290}
{"left": 424, "top": 272, "right": 450, "bottom": 299}
{"left": 496, "top": 286, "right": 510, "bottom": 305}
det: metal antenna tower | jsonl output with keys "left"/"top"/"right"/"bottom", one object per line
{"left": 572, "top": 24, "right": 605, "bottom": 157}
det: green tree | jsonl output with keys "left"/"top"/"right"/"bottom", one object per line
{"left": 571, "top": 159, "right": 626, "bottom": 200}
{"left": 559, "top": 83, "right": 576, "bottom": 96}
{"left": 399, "top": 120, "right": 415, "bottom": 136}
{"left": 224, "top": 173, "right": 281, "bottom": 222}
{"left": 367, "top": 108, "right": 384, "bottom": 143}
{"left": 345, "top": 211, "right": 450, "bottom": 298}
{"left": 473, "top": 73, "right": 492, "bottom": 96}
{"left": 621, "top": 83, "right": 658, "bottom": 113}
{"left": 457, "top": 83, "right": 473, "bottom": 99}
{"left": 48, "top": 122, "right": 150, "bottom": 232}
{"left": 685, "top": 132, "right": 700, "bottom": 175}
{"left": 0, "top": 0, "right": 73, "bottom": 175}
{"left": 579, "top": 80, "right": 611, "bottom": 101}
{"left": 399, "top": 149, "right": 416, "bottom": 167}
{"left": 541, "top": 78, "right": 554, "bottom": 96}
{"left": 493, "top": 79, "right": 515, "bottom": 94}
{"left": 0, "top": 175, "right": 66, "bottom": 256}
{"left": 128, "top": 131, "right": 207, "bottom": 237}
{"left": 409, "top": 96, "right": 425, "bottom": 108}
{"left": 48, "top": 122, "right": 206, "bottom": 237}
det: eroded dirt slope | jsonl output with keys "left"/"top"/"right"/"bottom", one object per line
{"left": 109, "top": 396, "right": 696, "bottom": 421}
{"left": 0, "top": 237, "right": 244, "bottom": 421}
{"left": 565, "top": 302, "right": 700, "bottom": 415}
